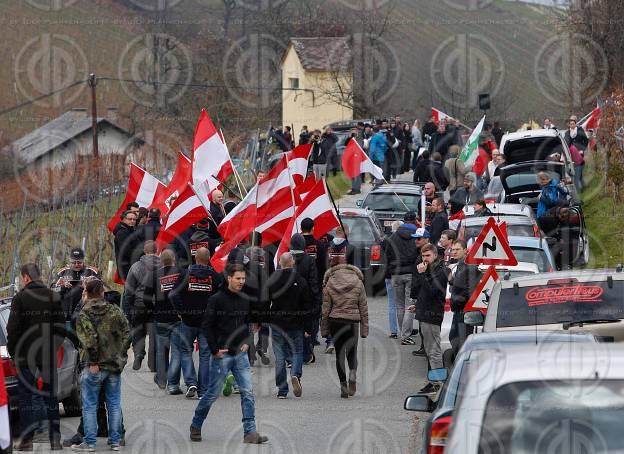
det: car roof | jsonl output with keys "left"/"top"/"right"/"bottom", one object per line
{"left": 506, "top": 236, "right": 545, "bottom": 247}
{"left": 460, "top": 330, "right": 596, "bottom": 355}
{"left": 463, "top": 216, "right": 534, "bottom": 226}
{"left": 367, "top": 183, "right": 422, "bottom": 195}
{"left": 337, "top": 208, "right": 373, "bottom": 217}
{"left": 501, "top": 128, "right": 560, "bottom": 144}
{"left": 463, "top": 203, "right": 533, "bottom": 218}
{"left": 497, "top": 269, "right": 624, "bottom": 289}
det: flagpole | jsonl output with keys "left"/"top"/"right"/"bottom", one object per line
{"left": 188, "top": 183, "right": 220, "bottom": 231}
{"left": 324, "top": 177, "right": 348, "bottom": 243}
{"left": 220, "top": 128, "right": 247, "bottom": 197}
{"left": 211, "top": 173, "right": 243, "bottom": 201}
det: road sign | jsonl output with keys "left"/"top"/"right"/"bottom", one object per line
{"left": 465, "top": 217, "right": 518, "bottom": 266}
{"left": 464, "top": 266, "right": 499, "bottom": 313}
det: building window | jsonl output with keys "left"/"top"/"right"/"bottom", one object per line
{"left": 289, "top": 78, "right": 299, "bottom": 89}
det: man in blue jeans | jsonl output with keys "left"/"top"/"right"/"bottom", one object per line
{"left": 169, "top": 247, "right": 222, "bottom": 398}
{"left": 73, "top": 278, "right": 130, "bottom": 452}
{"left": 189, "top": 263, "right": 268, "bottom": 444}
{"left": 268, "top": 253, "right": 314, "bottom": 398}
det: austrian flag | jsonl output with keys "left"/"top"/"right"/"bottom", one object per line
{"left": 341, "top": 138, "right": 383, "bottom": 180}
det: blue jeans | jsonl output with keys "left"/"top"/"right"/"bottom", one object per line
{"left": 167, "top": 322, "right": 183, "bottom": 389}
{"left": 386, "top": 278, "right": 398, "bottom": 335}
{"left": 176, "top": 323, "right": 211, "bottom": 395}
{"left": 191, "top": 352, "right": 256, "bottom": 435}
{"left": 80, "top": 368, "right": 122, "bottom": 447}
{"left": 271, "top": 329, "right": 304, "bottom": 396}
{"left": 575, "top": 164, "right": 584, "bottom": 191}
{"left": 17, "top": 367, "right": 60, "bottom": 442}
{"left": 155, "top": 322, "right": 178, "bottom": 388}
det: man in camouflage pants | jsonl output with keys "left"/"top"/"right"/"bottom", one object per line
{"left": 73, "top": 278, "right": 131, "bottom": 452}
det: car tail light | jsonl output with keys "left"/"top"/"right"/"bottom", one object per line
{"left": 371, "top": 245, "right": 382, "bottom": 263}
{"left": 547, "top": 278, "right": 578, "bottom": 285}
{"left": 428, "top": 415, "right": 453, "bottom": 454}
{"left": 2, "top": 358, "right": 16, "bottom": 378}
{"left": 568, "top": 212, "right": 580, "bottom": 225}
{"left": 444, "top": 298, "right": 451, "bottom": 312}
{"left": 57, "top": 345, "right": 64, "bottom": 368}
{"left": 484, "top": 199, "right": 496, "bottom": 204}
{"left": 533, "top": 224, "right": 541, "bottom": 237}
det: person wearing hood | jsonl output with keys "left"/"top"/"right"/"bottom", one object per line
{"left": 326, "top": 225, "right": 355, "bottom": 267}
{"left": 536, "top": 171, "right": 569, "bottom": 219}
{"left": 321, "top": 256, "right": 369, "bottom": 398}
{"left": 268, "top": 253, "right": 314, "bottom": 398}
{"left": 124, "top": 240, "right": 160, "bottom": 372}
{"left": 169, "top": 247, "right": 223, "bottom": 399}
{"left": 408, "top": 244, "right": 448, "bottom": 394}
{"left": 290, "top": 233, "right": 322, "bottom": 364}
{"left": 73, "top": 278, "right": 130, "bottom": 452}
{"left": 188, "top": 217, "right": 216, "bottom": 259}
{"left": 384, "top": 217, "right": 419, "bottom": 346}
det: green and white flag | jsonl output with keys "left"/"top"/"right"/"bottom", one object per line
{"left": 459, "top": 115, "right": 486, "bottom": 167}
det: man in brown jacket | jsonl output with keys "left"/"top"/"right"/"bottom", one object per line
{"left": 321, "top": 261, "right": 368, "bottom": 398}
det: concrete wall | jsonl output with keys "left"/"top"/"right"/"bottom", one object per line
{"left": 282, "top": 45, "right": 353, "bottom": 137}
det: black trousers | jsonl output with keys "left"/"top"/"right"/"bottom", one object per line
{"left": 328, "top": 320, "right": 359, "bottom": 383}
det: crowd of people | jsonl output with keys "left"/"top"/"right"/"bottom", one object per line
{"left": 5, "top": 111, "right": 590, "bottom": 452}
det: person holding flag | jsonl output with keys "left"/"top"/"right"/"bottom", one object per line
{"left": 342, "top": 132, "right": 384, "bottom": 193}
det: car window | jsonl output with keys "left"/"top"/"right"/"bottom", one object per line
{"left": 504, "top": 137, "right": 565, "bottom": 163}
{"left": 496, "top": 280, "right": 624, "bottom": 328}
{"left": 464, "top": 224, "right": 533, "bottom": 242}
{"left": 503, "top": 170, "right": 561, "bottom": 191}
{"left": 0, "top": 308, "right": 8, "bottom": 345}
{"left": 510, "top": 247, "right": 551, "bottom": 272}
{"left": 330, "top": 217, "right": 377, "bottom": 243}
{"left": 363, "top": 193, "right": 420, "bottom": 211}
{"left": 478, "top": 380, "right": 624, "bottom": 453}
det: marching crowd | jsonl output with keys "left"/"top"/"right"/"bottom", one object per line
{"left": 5, "top": 112, "right": 590, "bottom": 452}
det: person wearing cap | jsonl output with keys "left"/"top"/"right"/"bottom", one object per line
{"left": 290, "top": 234, "right": 321, "bottom": 364}
{"left": 53, "top": 247, "right": 101, "bottom": 303}
{"left": 450, "top": 173, "right": 483, "bottom": 208}
{"left": 408, "top": 243, "right": 448, "bottom": 394}
{"left": 384, "top": 219, "right": 419, "bottom": 345}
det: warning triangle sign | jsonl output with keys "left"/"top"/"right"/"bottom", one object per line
{"left": 465, "top": 217, "right": 518, "bottom": 266}
{"left": 465, "top": 266, "right": 499, "bottom": 313}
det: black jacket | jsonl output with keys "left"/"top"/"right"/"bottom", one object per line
{"left": 450, "top": 260, "right": 482, "bottom": 313}
{"left": 153, "top": 265, "right": 181, "bottom": 324}
{"left": 135, "top": 219, "right": 161, "bottom": 244}
{"left": 169, "top": 264, "right": 223, "bottom": 327}
{"left": 564, "top": 127, "right": 589, "bottom": 152}
{"left": 430, "top": 211, "right": 449, "bottom": 245}
{"left": 428, "top": 131, "right": 457, "bottom": 159}
{"left": 311, "top": 142, "right": 326, "bottom": 165}
{"left": 209, "top": 202, "right": 225, "bottom": 238}
{"left": 422, "top": 121, "right": 438, "bottom": 138}
{"left": 114, "top": 222, "right": 140, "bottom": 280}
{"left": 409, "top": 260, "right": 448, "bottom": 325}
{"left": 243, "top": 246, "right": 274, "bottom": 322}
{"left": 268, "top": 269, "right": 314, "bottom": 332}
{"left": 203, "top": 288, "right": 252, "bottom": 356}
{"left": 293, "top": 252, "right": 321, "bottom": 307}
{"left": 385, "top": 226, "right": 419, "bottom": 275}
{"left": 7, "top": 281, "right": 66, "bottom": 369}
{"left": 326, "top": 240, "right": 356, "bottom": 267}
{"left": 303, "top": 234, "right": 328, "bottom": 281}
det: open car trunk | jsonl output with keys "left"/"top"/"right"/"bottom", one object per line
{"left": 503, "top": 135, "right": 567, "bottom": 164}
{"left": 499, "top": 161, "right": 565, "bottom": 209}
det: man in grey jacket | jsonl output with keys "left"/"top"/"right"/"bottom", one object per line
{"left": 124, "top": 240, "right": 160, "bottom": 371}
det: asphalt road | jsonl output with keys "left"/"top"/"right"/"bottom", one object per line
{"left": 31, "top": 175, "right": 429, "bottom": 454}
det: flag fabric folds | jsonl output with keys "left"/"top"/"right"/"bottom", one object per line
{"left": 341, "top": 138, "right": 384, "bottom": 180}
{"left": 459, "top": 115, "right": 486, "bottom": 167}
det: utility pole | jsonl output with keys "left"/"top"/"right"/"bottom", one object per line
{"left": 88, "top": 73, "right": 99, "bottom": 158}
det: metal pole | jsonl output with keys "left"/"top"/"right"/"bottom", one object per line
{"left": 88, "top": 74, "right": 99, "bottom": 158}
{"left": 324, "top": 178, "right": 348, "bottom": 243}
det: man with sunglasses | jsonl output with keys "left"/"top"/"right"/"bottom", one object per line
{"left": 53, "top": 247, "right": 101, "bottom": 301}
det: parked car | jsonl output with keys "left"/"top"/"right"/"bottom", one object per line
{"left": 465, "top": 269, "right": 624, "bottom": 342}
{"left": 405, "top": 331, "right": 599, "bottom": 454}
{"left": 0, "top": 299, "right": 82, "bottom": 435}
{"left": 358, "top": 182, "right": 429, "bottom": 234}
{"left": 440, "top": 261, "right": 541, "bottom": 365}
{"left": 499, "top": 128, "right": 575, "bottom": 172}
{"left": 461, "top": 203, "right": 535, "bottom": 221}
{"left": 329, "top": 208, "right": 387, "bottom": 293}
{"left": 446, "top": 344, "right": 624, "bottom": 453}
{"left": 497, "top": 160, "right": 589, "bottom": 266}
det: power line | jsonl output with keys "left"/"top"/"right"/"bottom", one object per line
{"left": 0, "top": 79, "right": 87, "bottom": 116}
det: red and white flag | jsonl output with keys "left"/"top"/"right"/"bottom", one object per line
{"left": 295, "top": 174, "right": 317, "bottom": 200}
{"left": 192, "top": 109, "right": 233, "bottom": 200}
{"left": 432, "top": 107, "right": 455, "bottom": 125}
{"left": 287, "top": 143, "right": 313, "bottom": 186}
{"left": 274, "top": 179, "right": 340, "bottom": 266}
{"left": 0, "top": 352, "right": 10, "bottom": 450}
{"left": 341, "top": 138, "right": 384, "bottom": 180}
{"left": 107, "top": 163, "right": 166, "bottom": 232}
{"left": 152, "top": 152, "right": 192, "bottom": 215}
{"left": 579, "top": 106, "right": 601, "bottom": 131}
{"left": 155, "top": 184, "right": 209, "bottom": 251}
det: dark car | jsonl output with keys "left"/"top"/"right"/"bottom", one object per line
{"left": 357, "top": 182, "right": 426, "bottom": 235}
{"left": 330, "top": 208, "right": 387, "bottom": 294}
{"left": 0, "top": 299, "right": 82, "bottom": 435}
{"left": 404, "top": 331, "right": 599, "bottom": 453}
{"left": 498, "top": 160, "right": 589, "bottom": 266}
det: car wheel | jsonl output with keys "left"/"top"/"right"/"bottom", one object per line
{"left": 62, "top": 368, "right": 82, "bottom": 417}
{"left": 442, "top": 349, "right": 454, "bottom": 369}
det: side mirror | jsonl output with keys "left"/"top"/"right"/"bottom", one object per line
{"left": 427, "top": 368, "right": 448, "bottom": 382}
{"left": 356, "top": 200, "right": 363, "bottom": 207}
{"left": 404, "top": 395, "right": 434, "bottom": 412}
{"left": 464, "top": 311, "right": 485, "bottom": 326}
